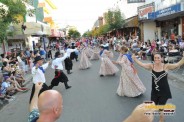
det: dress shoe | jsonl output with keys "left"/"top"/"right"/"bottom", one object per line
{"left": 66, "top": 86, "right": 72, "bottom": 89}
{"left": 68, "top": 72, "right": 72, "bottom": 74}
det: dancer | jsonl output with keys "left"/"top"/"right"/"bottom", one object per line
{"left": 49, "top": 51, "right": 71, "bottom": 89}
{"left": 29, "top": 56, "right": 50, "bottom": 103}
{"left": 132, "top": 52, "right": 184, "bottom": 122}
{"left": 79, "top": 46, "right": 92, "bottom": 69}
{"left": 99, "top": 46, "right": 119, "bottom": 76}
{"left": 90, "top": 47, "right": 100, "bottom": 60}
{"left": 113, "top": 46, "right": 146, "bottom": 97}
{"left": 64, "top": 45, "right": 78, "bottom": 74}
{"left": 84, "top": 46, "right": 92, "bottom": 58}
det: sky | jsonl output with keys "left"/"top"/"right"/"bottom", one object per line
{"left": 51, "top": 0, "right": 143, "bottom": 34}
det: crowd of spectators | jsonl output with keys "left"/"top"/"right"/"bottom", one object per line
{"left": 0, "top": 43, "right": 55, "bottom": 102}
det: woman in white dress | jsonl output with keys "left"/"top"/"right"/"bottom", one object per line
{"left": 113, "top": 46, "right": 146, "bottom": 97}
{"left": 99, "top": 46, "right": 119, "bottom": 76}
{"left": 90, "top": 47, "right": 100, "bottom": 60}
{"left": 79, "top": 46, "right": 92, "bottom": 70}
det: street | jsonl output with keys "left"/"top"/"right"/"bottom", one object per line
{"left": 0, "top": 52, "right": 184, "bottom": 122}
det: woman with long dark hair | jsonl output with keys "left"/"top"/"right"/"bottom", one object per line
{"left": 132, "top": 52, "right": 184, "bottom": 122}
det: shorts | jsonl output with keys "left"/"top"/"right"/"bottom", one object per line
{"left": 151, "top": 94, "right": 168, "bottom": 105}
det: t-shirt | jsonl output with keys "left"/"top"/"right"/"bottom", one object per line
{"left": 0, "top": 82, "right": 10, "bottom": 95}
{"left": 28, "top": 109, "right": 39, "bottom": 122}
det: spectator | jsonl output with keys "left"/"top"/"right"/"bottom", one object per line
{"left": 28, "top": 83, "right": 63, "bottom": 122}
{"left": 123, "top": 103, "right": 154, "bottom": 122}
{"left": 0, "top": 76, "right": 15, "bottom": 100}
{"left": 1, "top": 62, "right": 14, "bottom": 77}
{"left": 1, "top": 54, "right": 10, "bottom": 64}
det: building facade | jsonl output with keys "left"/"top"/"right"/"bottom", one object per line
{"left": 138, "top": 0, "right": 184, "bottom": 42}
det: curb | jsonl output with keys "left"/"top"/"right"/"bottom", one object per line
{"left": 23, "top": 75, "right": 33, "bottom": 86}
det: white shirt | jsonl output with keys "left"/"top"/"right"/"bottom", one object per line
{"left": 32, "top": 63, "right": 49, "bottom": 84}
{"left": 51, "top": 53, "right": 67, "bottom": 70}
{"left": 103, "top": 43, "right": 109, "bottom": 47}
{"left": 66, "top": 48, "right": 77, "bottom": 58}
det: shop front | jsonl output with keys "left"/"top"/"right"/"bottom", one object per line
{"left": 154, "top": 3, "right": 184, "bottom": 41}
{"left": 138, "top": 2, "right": 156, "bottom": 42}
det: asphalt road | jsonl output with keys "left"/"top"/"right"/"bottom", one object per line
{"left": 0, "top": 52, "right": 184, "bottom": 122}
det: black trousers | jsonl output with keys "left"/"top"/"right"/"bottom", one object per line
{"left": 64, "top": 58, "right": 73, "bottom": 71}
{"left": 29, "top": 83, "right": 49, "bottom": 103}
{"left": 49, "top": 70, "right": 69, "bottom": 89}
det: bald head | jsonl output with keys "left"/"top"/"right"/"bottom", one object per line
{"left": 38, "top": 90, "right": 63, "bottom": 115}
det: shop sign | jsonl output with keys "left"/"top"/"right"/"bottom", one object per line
{"left": 138, "top": 2, "right": 155, "bottom": 20}
{"left": 148, "top": 12, "right": 155, "bottom": 20}
{"left": 155, "top": 3, "right": 181, "bottom": 18}
{"left": 127, "top": 0, "right": 145, "bottom": 3}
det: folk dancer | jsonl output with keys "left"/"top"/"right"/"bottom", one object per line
{"left": 99, "top": 45, "right": 119, "bottom": 77}
{"left": 113, "top": 46, "right": 146, "bottom": 97}
{"left": 64, "top": 46, "right": 78, "bottom": 74}
{"left": 49, "top": 51, "right": 71, "bottom": 89}
{"left": 29, "top": 56, "right": 50, "bottom": 103}
{"left": 132, "top": 52, "right": 184, "bottom": 122}
{"left": 79, "top": 46, "right": 92, "bottom": 69}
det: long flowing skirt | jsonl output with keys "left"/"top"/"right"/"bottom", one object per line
{"left": 79, "top": 52, "right": 92, "bottom": 69}
{"left": 117, "top": 66, "right": 146, "bottom": 97}
{"left": 99, "top": 57, "right": 119, "bottom": 76}
{"left": 85, "top": 48, "right": 92, "bottom": 58}
{"left": 90, "top": 52, "right": 100, "bottom": 60}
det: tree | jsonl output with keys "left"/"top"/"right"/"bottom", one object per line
{"left": 97, "top": 24, "right": 110, "bottom": 36}
{"left": 68, "top": 29, "right": 81, "bottom": 39}
{"left": 0, "top": 0, "right": 27, "bottom": 42}
{"left": 82, "top": 30, "right": 92, "bottom": 37}
{"left": 105, "top": 8, "right": 125, "bottom": 30}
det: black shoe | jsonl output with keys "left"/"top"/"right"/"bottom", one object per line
{"left": 100, "top": 75, "right": 104, "bottom": 77}
{"left": 112, "top": 73, "right": 115, "bottom": 76}
{"left": 66, "top": 86, "right": 72, "bottom": 89}
{"left": 68, "top": 72, "right": 72, "bottom": 74}
{"left": 67, "top": 71, "right": 72, "bottom": 74}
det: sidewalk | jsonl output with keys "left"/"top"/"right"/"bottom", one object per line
{"left": 0, "top": 73, "right": 33, "bottom": 110}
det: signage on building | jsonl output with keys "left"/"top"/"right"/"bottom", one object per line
{"left": 138, "top": 2, "right": 155, "bottom": 20}
{"left": 128, "top": 0, "right": 145, "bottom": 3}
{"left": 155, "top": 3, "right": 181, "bottom": 18}
{"left": 156, "top": 0, "right": 178, "bottom": 11}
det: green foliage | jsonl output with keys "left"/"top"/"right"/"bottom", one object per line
{"left": 0, "top": 0, "right": 27, "bottom": 42}
{"left": 105, "top": 8, "right": 125, "bottom": 30}
{"left": 82, "top": 30, "right": 92, "bottom": 37}
{"left": 87, "top": 8, "right": 125, "bottom": 37}
{"left": 97, "top": 24, "right": 110, "bottom": 36}
{"left": 68, "top": 29, "right": 81, "bottom": 39}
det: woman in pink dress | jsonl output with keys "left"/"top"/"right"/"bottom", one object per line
{"left": 99, "top": 46, "right": 119, "bottom": 76}
{"left": 113, "top": 46, "right": 146, "bottom": 97}
{"left": 79, "top": 46, "right": 92, "bottom": 70}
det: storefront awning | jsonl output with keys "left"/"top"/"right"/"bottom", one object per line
{"left": 146, "top": 3, "right": 184, "bottom": 21}
{"left": 122, "top": 16, "right": 139, "bottom": 28}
